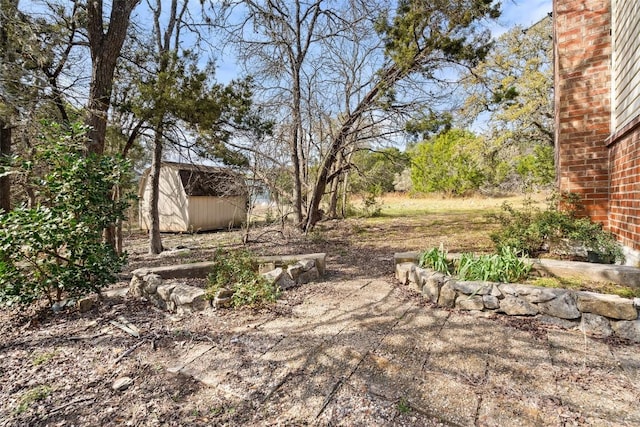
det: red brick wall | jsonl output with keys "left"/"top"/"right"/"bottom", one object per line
{"left": 608, "top": 120, "right": 640, "bottom": 251}
{"left": 554, "top": 0, "right": 611, "bottom": 224}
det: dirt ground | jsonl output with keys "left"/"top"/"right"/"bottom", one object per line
{"left": 1, "top": 195, "right": 638, "bottom": 426}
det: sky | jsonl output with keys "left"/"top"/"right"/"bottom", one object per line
{"left": 213, "top": 0, "right": 554, "bottom": 83}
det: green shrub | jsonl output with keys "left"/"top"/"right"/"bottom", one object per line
{"left": 491, "top": 193, "right": 624, "bottom": 263}
{"left": 0, "top": 122, "right": 129, "bottom": 306}
{"left": 206, "top": 249, "right": 280, "bottom": 308}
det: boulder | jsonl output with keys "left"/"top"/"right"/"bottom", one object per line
{"left": 576, "top": 292, "right": 638, "bottom": 321}
{"left": 498, "top": 283, "right": 559, "bottom": 303}
{"left": 538, "top": 291, "right": 581, "bottom": 320}
{"left": 482, "top": 295, "right": 500, "bottom": 310}
{"left": 456, "top": 295, "right": 484, "bottom": 311}
{"left": 298, "top": 259, "right": 316, "bottom": 271}
{"left": 143, "top": 273, "right": 163, "bottom": 295}
{"left": 422, "top": 272, "right": 446, "bottom": 303}
{"left": 438, "top": 280, "right": 457, "bottom": 308}
{"left": 297, "top": 267, "right": 320, "bottom": 284}
{"left": 395, "top": 263, "right": 415, "bottom": 285}
{"left": 287, "top": 264, "right": 305, "bottom": 281}
{"left": 580, "top": 313, "right": 613, "bottom": 338}
{"left": 262, "top": 267, "right": 284, "bottom": 284}
{"left": 171, "top": 284, "right": 207, "bottom": 314}
{"left": 129, "top": 275, "right": 144, "bottom": 297}
{"left": 611, "top": 319, "right": 640, "bottom": 342}
{"left": 452, "top": 281, "right": 494, "bottom": 296}
{"left": 157, "top": 283, "right": 177, "bottom": 302}
{"left": 536, "top": 314, "right": 580, "bottom": 330}
{"left": 498, "top": 296, "right": 538, "bottom": 316}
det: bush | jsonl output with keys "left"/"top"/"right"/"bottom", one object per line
{"left": 0, "top": 122, "right": 130, "bottom": 306}
{"left": 491, "top": 193, "right": 624, "bottom": 263}
{"left": 206, "top": 249, "right": 280, "bottom": 308}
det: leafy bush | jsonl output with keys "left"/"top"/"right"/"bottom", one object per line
{"left": 418, "top": 246, "right": 531, "bottom": 283}
{"left": 206, "top": 249, "right": 280, "bottom": 308}
{"left": 491, "top": 193, "right": 624, "bottom": 263}
{"left": 0, "top": 122, "right": 130, "bottom": 306}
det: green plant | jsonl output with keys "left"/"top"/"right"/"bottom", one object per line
{"left": 397, "top": 397, "right": 412, "bottom": 414}
{"left": 0, "top": 122, "right": 129, "bottom": 306}
{"left": 418, "top": 246, "right": 531, "bottom": 283}
{"left": 32, "top": 351, "right": 58, "bottom": 366}
{"left": 418, "top": 244, "right": 451, "bottom": 275}
{"left": 455, "top": 247, "right": 531, "bottom": 282}
{"left": 491, "top": 193, "right": 624, "bottom": 264}
{"left": 206, "top": 249, "right": 280, "bottom": 308}
{"left": 15, "top": 385, "right": 52, "bottom": 414}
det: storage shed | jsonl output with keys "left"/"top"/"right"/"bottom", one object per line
{"left": 139, "top": 162, "right": 248, "bottom": 232}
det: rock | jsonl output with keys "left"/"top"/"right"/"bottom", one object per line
{"left": 214, "top": 296, "right": 233, "bottom": 309}
{"left": 499, "top": 283, "right": 559, "bottom": 303}
{"left": 297, "top": 267, "right": 320, "bottom": 284}
{"left": 103, "top": 287, "right": 129, "bottom": 299}
{"left": 143, "top": 273, "right": 163, "bottom": 295}
{"left": 158, "top": 248, "right": 191, "bottom": 258}
{"left": 438, "top": 280, "right": 457, "bottom": 308}
{"left": 634, "top": 298, "right": 640, "bottom": 310}
{"left": 482, "top": 295, "right": 500, "bottom": 310}
{"left": 422, "top": 272, "right": 445, "bottom": 303}
{"left": 129, "top": 275, "right": 144, "bottom": 298}
{"left": 77, "top": 296, "right": 95, "bottom": 313}
{"left": 410, "top": 267, "right": 428, "bottom": 292}
{"left": 287, "top": 264, "right": 305, "bottom": 281}
{"left": 395, "top": 263, "right": 415, "bottom": 285}
{"left": 456, "top": 295, "right": 484, "bottom": 311}
{"left": 298, "top": 259, "right": 316, "bottom": 271}
{"left": 157, "top": 284, "right": 177, "bottom": 301}
{"left": 576, "top": 292, "right": 638, "bottom": 321}
{"left": 112, "top": 376, "right": 133, "bottom": 391}
{"left": 277, "top": 273, "right": 296, "bottom": 290}
{"left": 452, "top": 281, "right": 494, "bottom": 296}
{"left": 170, "top": 284, "right": 207, "bottom": 313}
{"left": 538, "top": 291, "right": 581, "bottom": 319}
{"left": 215, "top": 288, "right": 234, "bottom": 299}
{"left": 498, "top": 296, "right": 538, "bottom": 316}
{"left": 611, "top": 319, "right": 640, "bottom": 342}
{"left": 262, "top": 267, "right": 284, "bottom": 283}
{"left": 580, "top": 313, "right": 613, "bottom": 338}
{"left": 536, "top": 315, "right": 580, "bottom": 330}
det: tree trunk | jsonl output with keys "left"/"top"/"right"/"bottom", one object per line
{"left": 327, "top": 154, "right": 344, "bottom": 219}
{"left": 0, "top": 123, "right": 11, "bottom": 213}
{"left": 85, "top": 0, "right": 139, "bottom": 154}
{"left": 148, "top": 127, "right": 164, "bottom": 254}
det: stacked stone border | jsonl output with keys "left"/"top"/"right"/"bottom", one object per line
{"left": 128, "top": 253, "right": 326, "bottom": 314}
{"left": 394, "top": 253, "right": 640, "bottom": 342}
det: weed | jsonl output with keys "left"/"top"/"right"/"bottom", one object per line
{"left": 15, "top": 385, "right": 52, "bottom": 414}
{"left": 32, "top": 352, "right": 57, "bottom": 366}
{"left": 397, "top": 397, "right": 412, "bottom": 414}
{"left": 206, "top": 249, "right": 280, "bottom": 308}
{"left": 308, "top": 229, "right": 326, "bottom": 243}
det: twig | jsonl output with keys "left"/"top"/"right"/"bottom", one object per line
{"left": 112, "top": 340, "right": 147, "bottom": 365}
{"left": 46, "top": 395, "right": 96, "bottom": 416}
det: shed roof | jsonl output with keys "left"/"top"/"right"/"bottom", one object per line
{"left": 165, "top": 162, "right": 247, "bottom": 197}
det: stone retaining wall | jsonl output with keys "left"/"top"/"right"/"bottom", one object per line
{"left": 395, "top": 260, "right": 640, "bottom": 342}
{"left": 129, "top": 253, "right": 326, "bottom": 314}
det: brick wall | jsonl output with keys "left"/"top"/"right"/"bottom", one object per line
{"left": 554, "top": 0, "right": 612, "bottom": 224}
{"left": 608, "top": 120, "right": 640, "bottom": 251}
